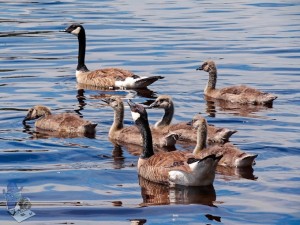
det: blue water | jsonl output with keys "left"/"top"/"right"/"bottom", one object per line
{"left": 0, "top": 0, "right": 299, "bottom": 224}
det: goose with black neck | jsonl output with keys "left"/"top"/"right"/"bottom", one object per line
{"left": 62, "top": 23, "right": 164, "bottom": 89}
{"left": 127, "top": 99, "right": 222, "bottom": 187}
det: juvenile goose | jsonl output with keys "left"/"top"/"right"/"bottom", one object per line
{"left": 102, "top": 96, "right": 178, "bottom": 148}
{"left": 128, "top": 99, "right": 222, "bottom": 187}
{"left": 149, "top": 95, "right": 237, "bottom": 144}
{"left": 193, "top": 117, "right": 257, "bottom": 167}
{"left": 23, "top": 105, "right": 97, "bottom": 136}
{"left": 197, "top": 60, "right": 277, "bottom": 106}
{"left": 63, "top": 24, "right": 164, "bottom": 89}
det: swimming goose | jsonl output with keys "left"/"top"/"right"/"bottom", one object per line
{"left": 128, "top": 99, "right": 222, "bottom": 186}
{"left": 62, "top": 24, "right": 164, "bottom": 89}
{"left": 23, "top": 105, "right": 97, "bottom": 136}
{"left": 197, "top": 60, "right": 277, "bottom": 106}
{"left": 102, "top": 96, "right": 178, "bottom": 148}
{"left": 193, "top": 117, "right": 257, "bottom": 167}
{"left": 149, "top": 95, "right": 237, "bottom": 144}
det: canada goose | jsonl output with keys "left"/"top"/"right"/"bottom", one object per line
{"left": 193, "top": 117, "right": 257, "bottom": 167}
{"left": 23, "top": 105, "right": 97, "bottom": 136}
{"left": 127, "top": 99, "right": 222, "bottom": 186}
{"left": 102, "top": 96, "right": 178, "bottom": 148}
{"left": 148, "top": 95, "right": 237, "bottom": 144}
{"left": 197, "top": 60, "right": 277, "bottom": 106}
{"left": 62, "top": 24, "right": 164, "bottom": 89}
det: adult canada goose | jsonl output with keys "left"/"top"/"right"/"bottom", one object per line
{"left": 193, "top": 117, "right": 257, "bottom": 167}
{"left": 197, "top": 60, "right": 277, "bottom": 106}
{"left": 62, "top": 23, "right": 164, "bottom": 89}
{"left": 148, "top": 95, "right": 237, "bottom": 144}
{"left": 102, "top": 96, "right": 178, "bottom": 148}
{"left": 128, "top": 99, "right": 222, "bottom": 186}
{"left": 23, "top": 105, "right": 97, "bottom": 136}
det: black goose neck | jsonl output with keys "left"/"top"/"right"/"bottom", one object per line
{"left": 77, "top": 28, "right": 88, "bottom": 71}
{"left": 136, "top": 118, "right": 154, "bottom": 159}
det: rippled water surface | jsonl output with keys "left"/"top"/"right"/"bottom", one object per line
{"left": 0, "top": 0, "right": 299, "bottom": 224}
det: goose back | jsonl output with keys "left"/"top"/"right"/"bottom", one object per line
{"left": 23, "top": 105, "right": 96, "bottom": 135}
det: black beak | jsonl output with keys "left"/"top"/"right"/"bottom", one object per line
{"left": 196, "top": 66, "right": 203, "bottom": 71}
{"left": 148, "top": 101, "right": 158, "bottom": 108}
{"left": 101, "top": 98, "right": 110, "bottom": 104}
{"left": 127, "top": 99, "right": 135, "bottom": 109}
{"left": 186, "top": 120, "right": 193, "bottom": 126}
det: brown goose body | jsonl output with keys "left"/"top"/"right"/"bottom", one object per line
{"left": 63, "top": 24, "right": 163, "bottom": 89}
{"left": 102, "top": 96, "right": 178, "bottom": 148}
{"left": 149, "top": 95, "right": 237, "bottom": 144}
{"left": 23, "top": 105, "right": 97, "bottom": 135}
{"left": 193, "top": 117, "right": 257, "bottom": 168}
{"left": 197, "top": 60, "right": 277, "bottom": 106}
{"left": 128, "top": 100, "right": 222, "bottom": 187}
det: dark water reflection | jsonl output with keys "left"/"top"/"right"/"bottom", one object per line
{"left": 139, "top": 176, "right": 216, "bottom": 207}
{"left": 0, "top": 0, "right": 300, "bottom": 224}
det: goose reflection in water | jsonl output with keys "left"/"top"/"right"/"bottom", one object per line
{"left": 139, "top": 176, "right": 216, "bottom": 207}
{"left": 217, "top": 165, "right": 258, "bottom": 181}
{"left": 76, "top": 83, "right": 158, "bottom": 100}
{"left": 205, "top": 96, "right": 274, "bottom": 118}
{"left": 75, "top": 84, "right": 157, "bottom": 116}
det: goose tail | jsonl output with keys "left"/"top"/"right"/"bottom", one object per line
{"left": 235, "top": 154, "right": 258, "bottom": 167}
{"left": 132, "top": 75, "right": 164, "bottom": 88}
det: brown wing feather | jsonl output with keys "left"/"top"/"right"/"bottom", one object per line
{"left": 196, "top": 143, "right": 242, "bottom": 167}
{"left": 35, "top": 113, "right": 92, "bottom": 133}
{"left": 218, "top": 85, "right": 276, "bottom": 105}
{"left": 138, "top": 151, "right": 193, "bottom": 184}
{"left": 88, "top": 68, "right": 134, "bottom": 79}
{"left": 112, "top": 125, "right": 177, "bottom": 148}
{"left": 78, "top": 68, "right": 134, "bottom": 87}
{"left": 158, "top": 122, "right": 230, "bottom": 144}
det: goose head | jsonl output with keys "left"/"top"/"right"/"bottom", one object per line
{"left": 127, "top": 99, "right": 148, "bottom": 125}
{"left": 192, "top": 117, "right": 207, "bottom": 130}
{"left": 101, "top": 96, "right": 123, "bottom": 111}
{"left": 149, "top": 95, "right": 173, "bottom": 109}
{"left": 23, "top": 105, "right": 51, "bottom": 122}
{"left": 196, "top": 60, "right": 216, "bottom": 73}
{"left": 63, "top": 23, "right": 84, "bottom": 37}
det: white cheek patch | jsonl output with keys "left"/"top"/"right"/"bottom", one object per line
{"left": 188, "top": 161, "right": 199, "bottom": 171}
{"left": 131, "top": 111, "right": 140, "bottom": 121}
{"left": 71, "top": 27, "right": 81, "bottom": 36}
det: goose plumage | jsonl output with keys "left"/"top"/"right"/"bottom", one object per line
{"left": 193, "top": 117, "right": 257, "bottom": 167}
{"left": 102, "top": 96, "right": 178, "bottom": 148}
{"left": 149, "top": 95, "right": 237, "bottom": 144}
{"left": 63, "top": 24, "right": 164, "bottom": 89}
{"left": 197, "top": 60, "right": 277, "bottom": 106}
{"left": 23, "top": 105, "right": 97, "bottom": 136}
{"left": 128, "top": 99, "right": 222, "bottom": 187}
